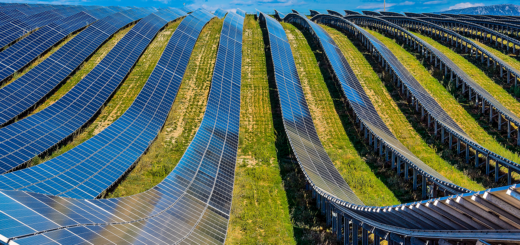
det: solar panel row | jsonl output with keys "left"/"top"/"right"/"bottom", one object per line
{"left": 381, "top": 16, "right": 520, "bottom": 103}
{"left": 419, "top": 17, "right": 520, "bottom": 54}
{"left": 0, "top": 8, "right": 153, "bottom": 126}
{"left": 341, "top": 15, "right": 520, "bottom": 182}
{"left": 0, "top": 9, "right": 186, "bottom": 174}
{"left": 447, "top": 15, "right": 520, "bottom": 30}
{"left": 0, "top": 8, "right": 123, "bottom": 84}
{"left": 236, "top": 9, "right": 246, "bottom": 17}
{"left": 258, "top": 11, "right": 363, "bottom": 205}
{"left": 322, "top": 16, "right": 520, "bottom": 184}
{"left": 272, "top": 11, "right": 520, "bottom": 242}
{"left": 0, "top": 9, "right": 246, "bottom": 245}
{"left": 0, "top": 5, "right": 103, "bottom": 49}
{"left": 214, "top": 8, "right": 227, "bottom": 19}
{"left": 284, "top": 12, "right": 470, "bottom": 196}
{"left": 0, "top": 9, "right": 230, "bottom": 201}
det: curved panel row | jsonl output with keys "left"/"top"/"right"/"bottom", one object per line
{"left": 236, "top": 9, "right": 246, "bottom": 17}
{"left": 272, "top": 10, "right": 520, "bottom": 243}
{"left": 341, "top": 15, "right": 520, "bottom": 183}
{"left": 418, "top": 17, "right": 520, "bottom": 55}
{"left": 438, "top": 14, "right": 520, "bottom": 34}
{"left": 381, "top": 16, "right": 520, "bottom": 101}
{"left": 0, "top": 9, "right": 213, "bottom": 200}
{"left": 284, "top": 12, "right": 470, "bottom": 196}
{"left": 258, "top": 11, "right": 363, "bottom": 205}
{"left": 0, "top": 9, "right": 186, "bottom": 174}
{"left": 0, "top": 4, "right": 59, "bottom": 26}
{"left": 0, "top": 10, "right": 244, "bottom": 245}
{"left": 0, "top": 6, "right": 123, "bottom": 84}
{"left": 214, "top": 8, "right": 227, "bottom": 18}
{"left": 0, "top": 5, "right": 104, "bottom": 49}
{"left": 0, "top": 8, "right": 154, "bottom": 126}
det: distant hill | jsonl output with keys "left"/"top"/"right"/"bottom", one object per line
{"left": 436, "top": 4, "right": 520, "bottom": 16}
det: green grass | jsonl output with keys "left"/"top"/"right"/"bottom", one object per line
{"left": 226, "top": 16, "right": 295, "bottom": 244}
{"left": 472, "top": 38, "right": 520, "bottom": 72}
{"left": 470, "top": 38, "right": 520, "bottom": 97}
{"left": 106, "top": 18, "right": 222, "bottom": 197}
{"left": 1, "top": 32, "right": 80, "bottom": 88}
{"left": 283, "top": 22, "right": 401, "bottom": 205}
{"left": 365, "top": 29, "right": 520, "bottom": 184}
{"left": 29, "top": 20, "right": 182, "bottom": 166}
{"left": 412, "top": 31, "right": 520, "bottom": 117}
{"left": 322, "top": 26, "right": 484, "bottom": 191}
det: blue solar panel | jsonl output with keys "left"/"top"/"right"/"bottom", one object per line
{"left": 0, "top": 5, "right": 92, "bottom": 49}
{"left": 0, "top": 9, "right": 215, "bottom": 200}
{"left": 214, "top": 8, "right": 227, "bottom": 18}
{"left": 0, "top": 7, "right": 123, "bottom": 84}
{"left": 236, "top": 8, "right": 246, "bottom": 17}
{"left": 0, "top": 9, "right": 186, "bottom": 174}
{"left": 0, "top": 8, "right": 152, "bottom": 127}
{"left": 340, "top": 15, "right": 520, "bottom": 181}
{"left": 418, "top": 17, "right": 520, "bottom": 54}
{"left": 0, "top": 10, "right": 246, "bottom": 245}
{"left": 259, "top": 12, "right": 363, "bottom": 205}
{"left": 283, "top": 13, "right": 470, "bottom": 195}
{"left": 257, "top": 12, "right": 520, "bottom": 243}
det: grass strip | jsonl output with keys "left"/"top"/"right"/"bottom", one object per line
{"left": 472, "top": 38, "right": 520, "bottom": 72}
{"left": 30, "top": 20, "right": 179, "bottom": 165}
{"left": 365, "top": 28, "right": 520, "bottom": 184}
{"left": 322, "top": 26, "right": 484, "bottom": 191}
{"left": 412, "top": 31, "right": 520, "bottom": 117}
{"left": 106, "top": 18, "right": 222, "bottom": 197}
{"left": 226, "top": 15, "right": 295, "bottom": 244}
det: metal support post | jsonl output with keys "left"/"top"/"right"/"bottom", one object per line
{"left": 362, "top": 229, "right": 368, "bottom": 245}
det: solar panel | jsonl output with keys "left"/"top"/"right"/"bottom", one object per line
{"left": 236, "top": 8, "right": 246, "bottom": 17}
{"left": 214, "top": 8, "right": 227, "bottom": 18}
{"left": 340, "top": 15, "right": 520, "bottom": 181}
{"left": 284, "top": 12, "right": 470, "bottom": 195}
{"left": 0, "top": 10, "right": 186, "bottom": 174}
{"left": 0, "top": 5, "right": 92, "bottom": 49}
{"left": 258, "top": 11, "right": 363, "bottom": 205}
{"left": 362, "top": 10, "right": 383, "bottom": 16}
{"left": 0, "top": 9, "right": 217, "bottom": 200}
{"left": 380, "top": 16, "right": 520, "bottom": 90}
{"left": 418, "top": 17, "right": 520, "bottom": 54}
{"left": 309, "top": 10, "right": 320, "bottom": 17}
{"left": 269, "top": 12, "right": 520, "bottom": 243}
{"left": 180, "top": 5, "right": 193, "bottom": 13}
{"left": 0, "top": 7, "right": 123, "bottom": 84}
{"left": 327, "top": 10, "right": 342, "bottom": 17}
{"left": 344, "top": 10, "right": 361, "bottom": 16}
{"left": 0, "top": 10, "right": 245, "bottom": 245}
{"left": 379, "top": 11, "right": 404, "bottom": 16}
{"left": 274, "top": 9, "right": 286, "bottom": 20}
{"left": 0, "top": 8, "right": 153, "bottom": 126}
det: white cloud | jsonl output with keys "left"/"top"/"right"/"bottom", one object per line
{"left": 356, "top": 3, "right": 396, "bottom": 9}
{"left": 444, "top": 2, "right": 485, "bottom": 11}
{"left": 424, "top": 0, "right": 446, "bottom": 4}
{"left": 401, "top": 1, "right": 415, "bottom": 6}
{"left": 230, "top": 0, "right": 304, "bottom": 7}
{"left": 357, "top": 1, "right": 413, "bottom": 10}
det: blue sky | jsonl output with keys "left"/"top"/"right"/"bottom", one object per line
{"left": 2, "top": 0, "right": 518, "bottom": 14}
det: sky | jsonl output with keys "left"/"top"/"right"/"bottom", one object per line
{"left": 1, "top": 0, "right": 519, "bottom": 15}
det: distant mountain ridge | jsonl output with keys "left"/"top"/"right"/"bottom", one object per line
{"left": 436, "top": 4, "right": 520, "bottom": 16}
